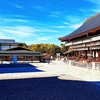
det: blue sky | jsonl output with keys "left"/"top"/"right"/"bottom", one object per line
{"left": 0, "top": 0, "right": 100, "bottom": 46}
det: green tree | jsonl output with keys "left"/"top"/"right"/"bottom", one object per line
{"left": 22, "top": 43, "right": 68, "bottom": 56}
{"left": 19, "top": 42, "right": 28, "bottom": 48}
{"left": 28, "top": 43, "right": 61, "bottom": 56}
{"left": 60, "top": 43, "right": 68, "bottom": 54}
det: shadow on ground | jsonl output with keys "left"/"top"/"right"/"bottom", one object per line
{"left": 0, "top": 64, "right": 43, "bottom": 74}
{"left": 0, "top": 77, "right": 100, "bottom": 100}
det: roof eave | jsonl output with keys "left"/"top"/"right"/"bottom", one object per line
{"left": 59, "top": 26, "right": 100, "bottom": 41}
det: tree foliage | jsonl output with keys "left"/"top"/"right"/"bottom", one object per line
{"left": 19, "top": 43, "right": 68, "bottom": 56}
{"left": 28, "top": 43, "right": 61, "bottom": 55}
{"left": 60, "top": 43, "right": 69, "bottom": 54}
{"left": 19, "top": 42, "right": 28, "bottom": 48}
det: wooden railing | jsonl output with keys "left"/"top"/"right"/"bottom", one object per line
{"left": 65, "top": 35, "right": 100, "bottom": 47}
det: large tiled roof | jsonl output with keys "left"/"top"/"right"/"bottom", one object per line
{"left": 0, "top": 47, "right": 42, "bottom": 56}
{"left": 59, "top": 13, "right": 100, "bottom": 41}
{"left": 0, "top": 50, "right": 42, "bottom": 56}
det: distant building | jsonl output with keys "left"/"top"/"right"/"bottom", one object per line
{"left": 0, "top": 39, "right": 21, "bottom": 50}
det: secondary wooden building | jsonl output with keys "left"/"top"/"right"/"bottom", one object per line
{"left": 0, "top": 47, "right": 43, "bottom": 62}
{"left": 0, "top": 39, "right": 43, "bottom": 63}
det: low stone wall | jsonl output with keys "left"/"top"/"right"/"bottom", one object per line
{"left": 92, "top": 62, "right": 100, "bottom": 70}
{"left": 65, "top": 60, "right": 100, "bottom": 71}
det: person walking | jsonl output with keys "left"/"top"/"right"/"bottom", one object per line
{"left": 47, "top": 57, "right": 50, "bottom": 64}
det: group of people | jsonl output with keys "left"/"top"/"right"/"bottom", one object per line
{"left": 56, "top": 56, "right": 67, "bottom": 62}
{"left": 40, "top": 56, "right": 53, "bottom": 64}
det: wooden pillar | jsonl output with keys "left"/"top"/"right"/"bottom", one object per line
{"left": 84, "top": 51, "right": 87, "bottom": 59}
{"left": 98, "top": 51, "right": 100, "bottom": 59}
{"left": 75, "top": 51, "right": 78, "bottom": 57}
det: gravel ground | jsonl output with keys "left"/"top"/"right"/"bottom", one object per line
{"left": 0, "top": 77, "right": 100, "bottom": 100}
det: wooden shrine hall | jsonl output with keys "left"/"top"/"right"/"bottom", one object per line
{"left": 58, "top": 13, "right": 100, "bottom": 70}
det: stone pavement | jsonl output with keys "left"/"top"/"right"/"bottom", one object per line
{"left": 34, "top": 60, "right": 100, "bottom": 81}
{"left": 1, "top": 60, "right": 100, "bottom": 100}
{"left": 0, "top": 60, "right": 100, "bottom": 83}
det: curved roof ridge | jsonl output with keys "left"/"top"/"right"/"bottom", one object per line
{"left": 84, "top": 12, "right": 100, "bottom": 23}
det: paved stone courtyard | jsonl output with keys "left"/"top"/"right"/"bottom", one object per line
{"left": 0, "top": 60, "right": 100, "bottom": 100}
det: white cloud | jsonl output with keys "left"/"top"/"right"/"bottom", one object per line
{"left": 49, "top": 11, "right": 61, "bottom": 18}
{"left": 38, "top": 36, "right": 52, "bottom": 41}
{"left": 2, "top": 18, "right": 28, "bottom": 23}
{"left": 39, "top": 33, "right": 44, "bottom": 34}
{"left": 34, "top": 6, "right": 44, "bottom": 11}
{"left": 68, "top": 23, "right": 82, "bottom": 29}
{"left": 12, "top": 15, "right": 27, "bottom": 18}
{"left": 64, "top": 22, "right": 69, "bottom": 25}
{"left": 25, "top": 36, "right": 53, "bottom": 45}
{"left": 0, "top": 26, "right": 36, "bottom": 37}
{"left": 92, "top": 9, "right": 100, "bottom": 13}
{"left": 35, "top": 29, "right": 58, "bottom": 33}
{"left": 86, "top": 0, "right": 100, "bottom": 4}
{"left": 49, "top": 14, "right": 59, "bottom": 18}
{"left": 78, "top": 9, "right": 88, "bottom": 13}
{"left": 0, "top": 32, "right": 12, "bottom": 39}
{"left": 9, "top": 3, "right": 24, "bottom": 9}
{"left": 25, "top": 40, "right": 38, "bottom": 44}
{"left": 85, "top": 0, "right": 100, "bottom": 13}
{"left": 14, "top": 4, "right": 23, "bottom": 9}
{"left": 64, "top": 15, "right": 83, "bottom": 29}
{"left": 51, "top": 25, "right": 65, "bottom": 29}
{"left": 66, "top": 15, "right": 81, "bottom": 23}
{"left": 0, "top": 15, "right": 30, "bottom": 26}
{"left": 0, "top": 24, "right": 58, "bottom": 45}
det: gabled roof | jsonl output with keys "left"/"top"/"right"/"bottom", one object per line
{"left": 0, "top": 47, "right": 42, "bottom": 56}
{"left": 5, "top": 47, "right": 31, "bottom": 51}
{"left": 59, "top": 12, "right": 100, "bottom": 41}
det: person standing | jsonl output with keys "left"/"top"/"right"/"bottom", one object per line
{"left": 48, "top": 57, "right": 50, "bottom": 64}
{"left": 51, "top": 56, "right": 53, "bottom": 61}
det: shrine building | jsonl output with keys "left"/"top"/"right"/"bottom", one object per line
{"left": 58, "top": 13, "right": 100, "bottom": 60}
